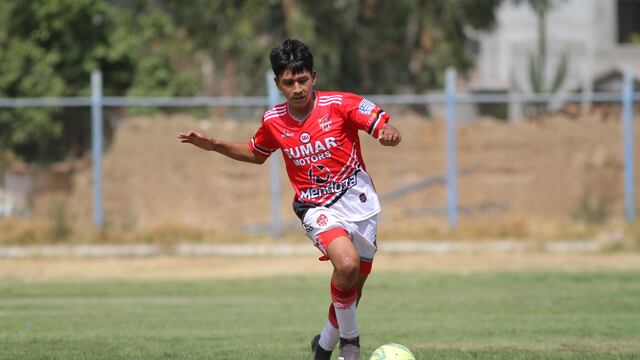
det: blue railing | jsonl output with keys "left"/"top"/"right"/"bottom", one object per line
{"left": 0, "top": 69, "right": 637, "bottom": 234}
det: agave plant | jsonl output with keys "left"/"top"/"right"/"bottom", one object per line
{"left": 512, "top": 0, "right": 569, "bottom": 116}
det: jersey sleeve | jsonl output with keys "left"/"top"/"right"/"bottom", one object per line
{"left": 341, "top": 93, "right": 390, "bottom": 138}
{"left": 248, "top": 121, "right": 278, "bottom": 158}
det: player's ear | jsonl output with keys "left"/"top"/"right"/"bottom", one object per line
{"left": 311, "top": 71, "right": 317, "bottom": 86}
{"left": 273, "top": 76, "right": 280, "bottom": 90}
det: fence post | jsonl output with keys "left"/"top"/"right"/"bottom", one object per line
{"left": 91, "top": 70, "right": 104, "bottom": 229}
{"left": 445, "top": 67, "right": 459, "bottom": 228}
{"left": 508, "top": 90, "right": 521, "bottom": 123}
{"left": 622, "top": 70, "right": 635, "bottom": 223}
{"left": 265, "top": 71, "right": 282, "bottom": 237}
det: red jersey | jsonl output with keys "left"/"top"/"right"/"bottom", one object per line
{"left": 249, "top": 91, "right": 390, "bottom": 221}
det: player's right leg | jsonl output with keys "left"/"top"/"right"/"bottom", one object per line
{"left": 311, "top": 234, "right": 359, "bottom": 360}
{"left": 327, "top": 235, "right": 360, "bottom": 291}
{"left": 326, "top": 235, "right": 361, "bottom": 360}
{"left": 315, "top": 270, "right": 369, "bottom": 358}
{"left": 332, "top": 215, "right": 377, "bottom": 359}
{"left": 302, "top": 209, "right": 369, "bottom": 359}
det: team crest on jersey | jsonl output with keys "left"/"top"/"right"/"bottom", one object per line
{"left": 318, "top": 115, "right": 332, "bottom": 132}
{"left": 300, "top": 132, "right": 311, "bottom": 143}
{"left": 308, "top": 164, "right": 333, "bottom": 185}
{"left": 316, "top": 214, "right": 328, "bottom": 227}
{"left": 358, "top": 98, "right": 376, "bottom": 115}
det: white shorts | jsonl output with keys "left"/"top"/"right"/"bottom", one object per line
{"left": 302, "top": 207, "right": 378, "bottom": 265}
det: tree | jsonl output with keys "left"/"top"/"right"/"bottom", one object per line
{"left": 154, "top": 0, "right": 281, "bottom": 96}
{"left": 0, "top": 0, "right": 198, "bottom": 163}
{"left": 0, "top": 0, "right": 506, "bottom": 163}
{"left": 404, "top": 0, "right": 503, "bottom": 92}
{"left": 160, "top": 0, "right": 503, "bottom": 94}
{"left": 304, "top": 0, "right": 503, "bottom": 92}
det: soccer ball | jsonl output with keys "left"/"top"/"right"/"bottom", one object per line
{"left": 369, "top": 343, "right": 416, "bottom": 360}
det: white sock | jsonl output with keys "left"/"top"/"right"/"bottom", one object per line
{"left": 334, "top": 302, "right": 359, "bottom": 339}
{"left": 319, "top": 320, "right": 340, "bottom": 350}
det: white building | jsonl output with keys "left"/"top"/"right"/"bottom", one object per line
{"left": 470, "top": 0, "right": 640, "bottom": 94}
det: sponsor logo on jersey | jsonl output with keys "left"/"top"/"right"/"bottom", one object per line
{"left": 291, "top": 152, "right": 331, "bottom": 166}
{"left": 358, "top": 98, "right": 376, "bottom": 115}
{"left": 281, "top": 130, "right": 294, "bottom": 138}
{"left": 316, "top": 214, "right": 328, "bottom": 227}
{"left": 283, "top": 137, "right": 338, "bottom": 166}
{"left": 308, "top": 164, "right": 333, "bottom": 185}
{"left": 318, "top": 115, "right": 332, "bottom": 131}
{"left": 299, "top": 173, "right": 358, "bottom": 201}
{"left": 300, "top": 132, "right": 311, "bottom": 143}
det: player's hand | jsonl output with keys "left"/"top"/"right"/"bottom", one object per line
{"left": 378, "top": 124, "right": 401, "bottom": 147}
{"left": 177, "top": 131, "right": 215, "bottom": 151}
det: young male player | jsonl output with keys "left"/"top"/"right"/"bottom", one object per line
{"left": 178, "top": 39, "right": 401, "bottom": 360}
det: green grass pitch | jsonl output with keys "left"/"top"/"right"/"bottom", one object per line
{"left": 1, "top": 270, "right": 639, "bottom": 359}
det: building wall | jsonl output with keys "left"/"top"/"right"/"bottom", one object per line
{"left": 470, "top": 0, "right": 640, "bottom": 92}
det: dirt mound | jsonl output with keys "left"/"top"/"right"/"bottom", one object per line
{"left": 65, "top": 112, "right": 636, "bottom": 240}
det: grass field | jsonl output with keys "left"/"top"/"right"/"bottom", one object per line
{"left": 1, "top": 270, "right": 639, "bottom": 359}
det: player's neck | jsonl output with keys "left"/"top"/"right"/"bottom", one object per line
{"left": 288, "top": 91, "right": 316, "bottom": 122}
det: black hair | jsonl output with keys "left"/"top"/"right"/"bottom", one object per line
{"left": 269, "top": 39, "right": 313, "bottom": 78}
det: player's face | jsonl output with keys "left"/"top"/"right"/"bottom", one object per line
{"left": 276, "top": 69, "right": 316, "bottom": 112}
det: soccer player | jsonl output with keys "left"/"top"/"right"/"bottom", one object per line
{"left": 178, "top": 39, "right": 401, "bottom": 360}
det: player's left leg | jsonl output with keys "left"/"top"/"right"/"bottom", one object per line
{"left": 356, "top": 272, "right": 369, "bottom": 305}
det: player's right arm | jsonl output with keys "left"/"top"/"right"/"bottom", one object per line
{"left": 177, "top": 131, "right": 266, "bottom": 164}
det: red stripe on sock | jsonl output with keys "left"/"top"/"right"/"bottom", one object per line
{"left": 328, "top": 303, "right": 339, "bottom": 328}
{"left": 359, "top": 260, "right": 373, "bottom": 274}
{"left": 330, "top": 281, "right": 358, "bottom": 309}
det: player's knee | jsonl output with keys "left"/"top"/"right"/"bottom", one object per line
{"left": 335, "top": 256, "right": 360, "bottom": 284}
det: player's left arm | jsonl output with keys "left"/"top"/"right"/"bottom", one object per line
{"left": 377, "top": 123, "right": 401, "bottom": 147}
{"left": 341, "top": 93, "right": 400, "bottom": 147}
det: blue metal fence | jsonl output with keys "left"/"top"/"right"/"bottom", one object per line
{"left": 0, "top": 68, "right": 637, "bottom": 234}
{"left": 622, "top": 70, "right": 636, "bottom": 222}
{"left": 445, "top": 68, "right": 459, "bottom": 228}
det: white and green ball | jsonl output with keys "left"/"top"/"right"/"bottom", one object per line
{"left": 370, "top": 343, "right": 416, "bottom": 360}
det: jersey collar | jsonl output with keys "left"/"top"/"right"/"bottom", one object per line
{"left": 287, "top": 91, "right": 318, "bottom": 125}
